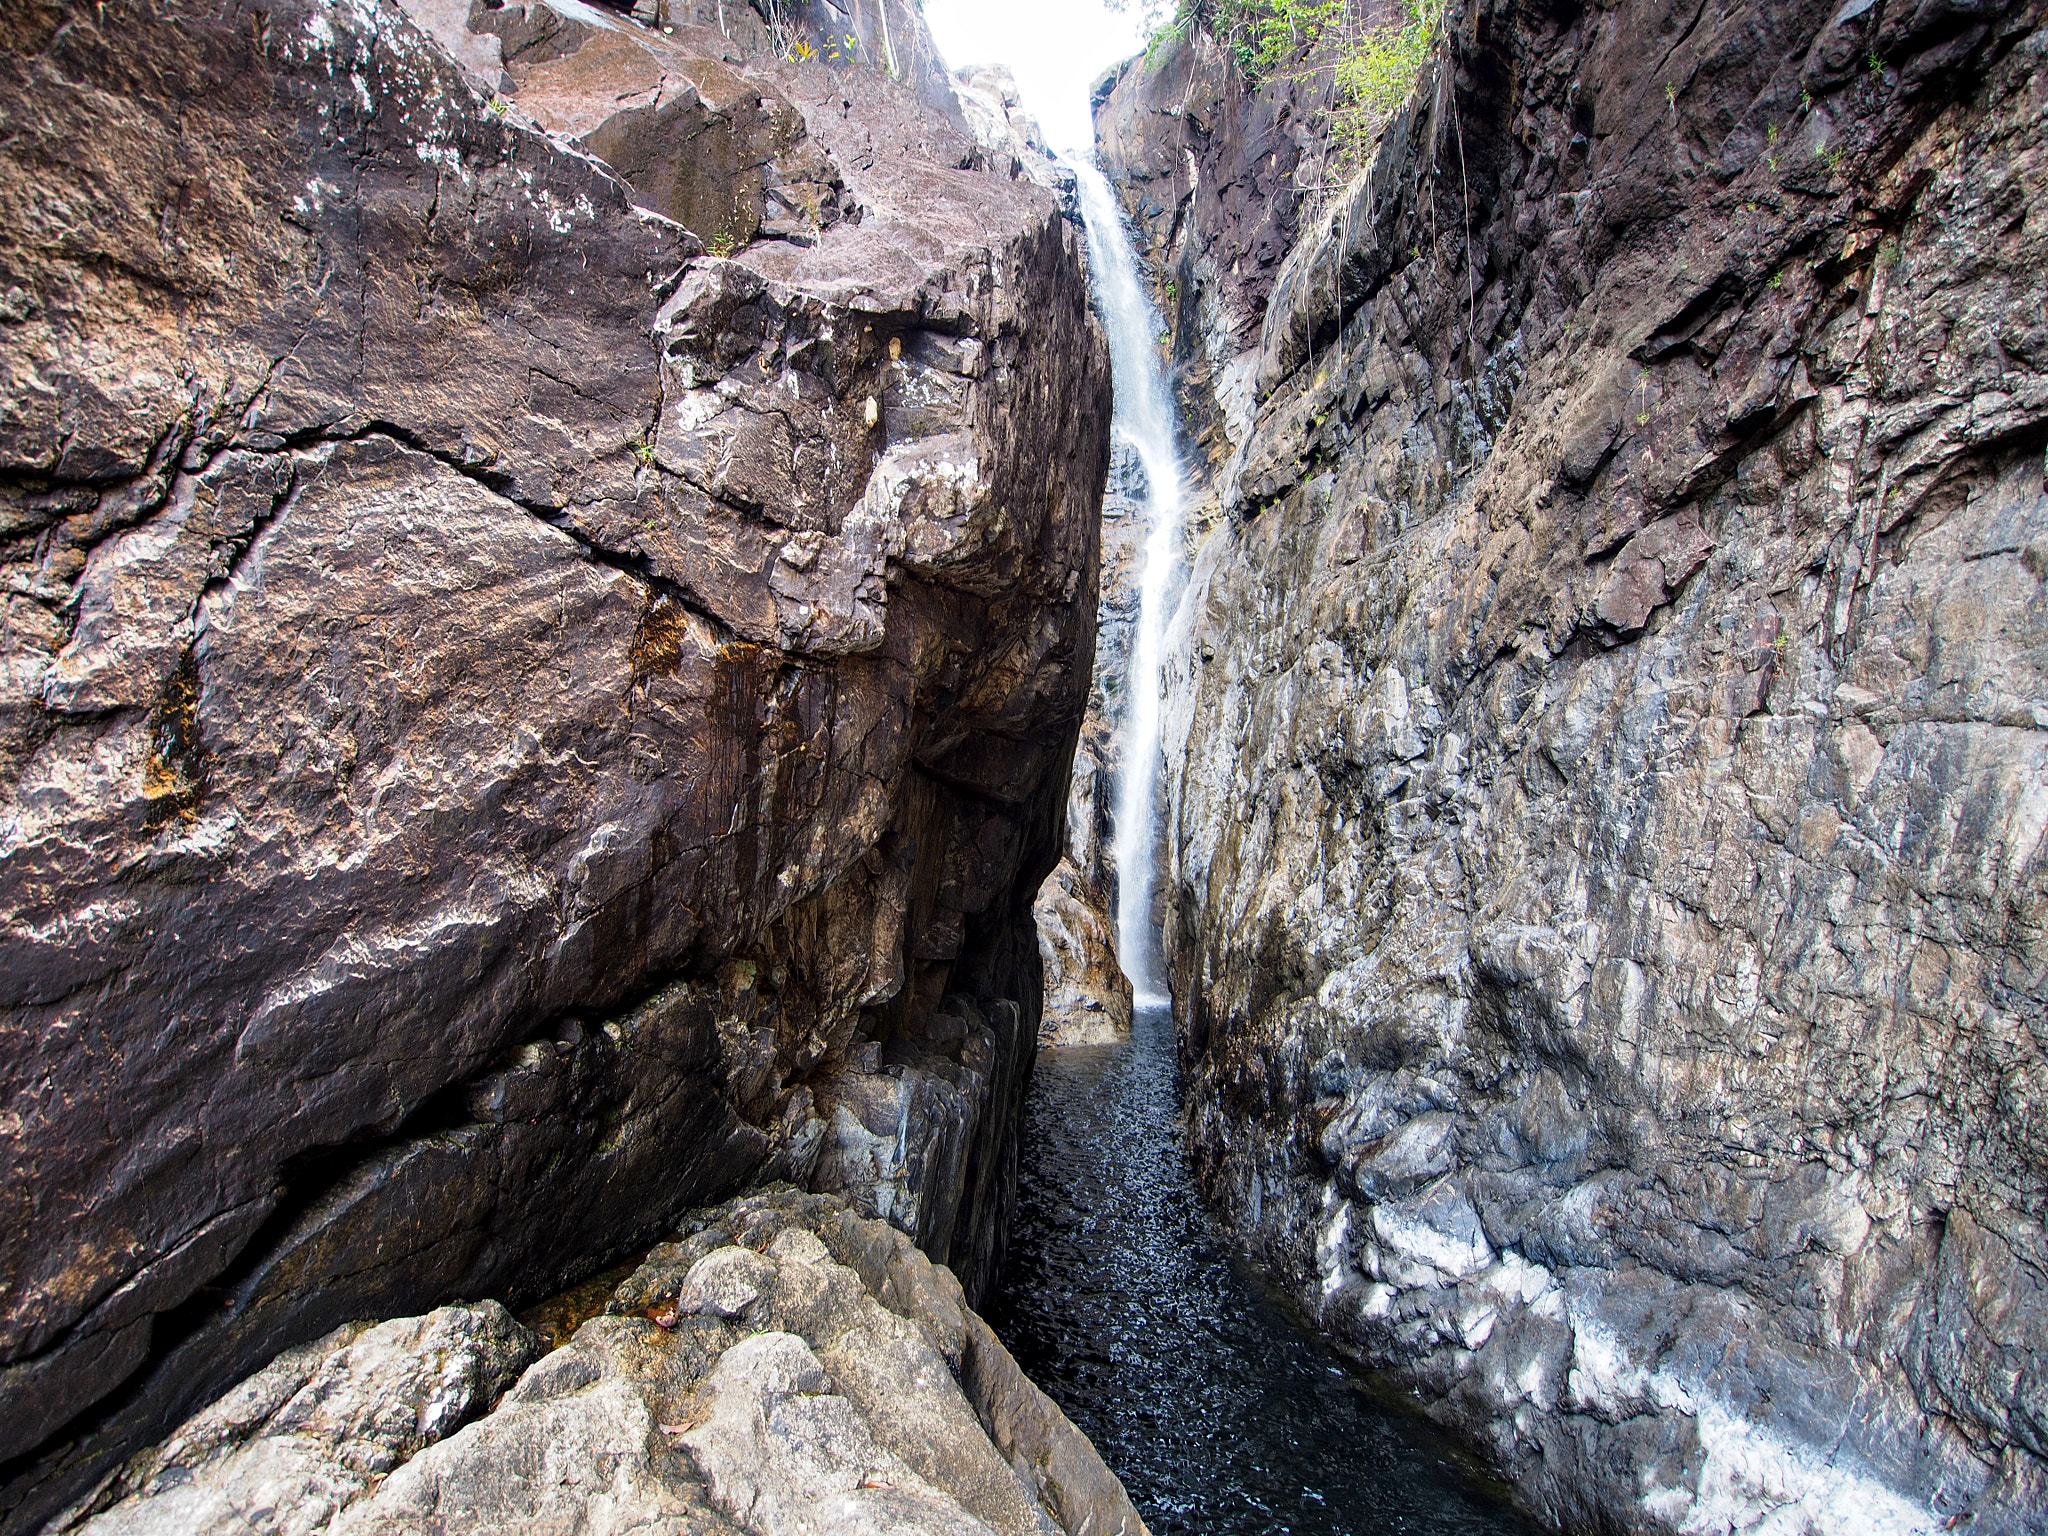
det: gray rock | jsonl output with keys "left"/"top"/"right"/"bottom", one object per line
{"left": 1034, "top": 848, "right": 1133, "bottom": 1047}
{"left": 59, "top": 1305, "right": 539, "bottom": 1536}
{"left": 953, "top": 66, "right": 1078, "bottom": 216}
{"left": 55, "top": 1193, "right": 1146, "bottom": 1536}
{"left": 333, "top": 1313, "right": 741, "bottom": 1536}
{"left": 681, "top": 1330, "right": 996, "bottom": 1536}
{"left": 1105, "top": 0, "right": 2048, "bottom": 1531}
{"left": 1033, "top": 437, "right": 1156, "bottom": 1042}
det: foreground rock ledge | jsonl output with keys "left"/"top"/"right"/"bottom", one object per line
{"left": 49, "top": 1190, "right": 1148, "bottom": 1536}
{"left": 0, "top": 0, "right": 1109, "bottom": 1523}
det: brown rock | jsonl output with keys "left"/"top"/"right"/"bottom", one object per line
{"left": 0, "top": 0, "right": 1108, "bottom": 1526}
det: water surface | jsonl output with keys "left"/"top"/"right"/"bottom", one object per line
{"left": 989, "top": 1003, "right": 1537, "bottom": 1536}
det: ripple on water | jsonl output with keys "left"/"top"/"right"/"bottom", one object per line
{"left": 988, "top": 1004, "right": 1538, "bottom": 1536}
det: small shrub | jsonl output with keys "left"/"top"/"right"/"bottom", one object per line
{"left": 1144, "top": 0, "right": 1446, "bottom": 208}
{"left": 1145, "top": 7, "right": 1193, "bottom": 60}
{"left": 1246, "top": 0, "right": 1344, "bottom": 81}
{"left": 1332, "top": 0, "right": 1444, "bottom": 140}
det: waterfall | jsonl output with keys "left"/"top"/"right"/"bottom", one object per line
{"left": 1068, "top": 158, "right": 1186, "bottom": 1007}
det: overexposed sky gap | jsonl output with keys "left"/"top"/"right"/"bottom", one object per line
{"left": 922, "top": 0, "right": 1150, "bottom": 155}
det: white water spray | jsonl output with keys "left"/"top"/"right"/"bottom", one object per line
{"left": 1069, "top": 159, "right": 1186, "bottom": 1006}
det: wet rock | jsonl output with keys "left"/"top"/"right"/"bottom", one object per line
{"left": 53, "top": 1192, "right": 1147, "bottom": 1536}
{"left": 1095, "top": 25, "right": 1320, "bottom": 479}
{"left": 1035, "top": 747, "right": 1132, "bottom": 1047}
{"left": 1033, "top": 856, "right": 1133, "bottom": 1048}
{"left": 1031, "top": 437, "right": 1153, "bottom": 1045}
{"left": 0, "top": 0, "right": 1107, "bottom": 1524}
{"left": 1115, "top": 0, "right": 2048, "bottom": 1531}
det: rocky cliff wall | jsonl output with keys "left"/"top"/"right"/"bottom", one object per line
{"left": 1111, "top": 0, "right": 2048, "bottom": 1531}
{"left": 1094, "top": 27, "right": 1316, "bottom": 485}
{"left": 0, "top": 1, "right": 1108, "bottom": 1526}
{"left": 1034, "top": 434, "right": 1144, "bottom": 1048}
{"left": 932, "top": 61, "right": 1138, "bottom": 1048}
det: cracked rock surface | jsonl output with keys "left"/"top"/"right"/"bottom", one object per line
{"left": 52, "top": 1191, "right": 1145, "bottom": 1536}
{"left": 0, "top": 0, "right": 1107, "bottom": 1526}
{"left": 1097, "top": 0, "right": 2048, "bottom": 1531}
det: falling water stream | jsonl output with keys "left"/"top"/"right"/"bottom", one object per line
{"left": 1072, "top": 159, "right": 1180, "bottom": 1006}
{"left": 989, "top": 166, "right": 1535, "bottom": 1534}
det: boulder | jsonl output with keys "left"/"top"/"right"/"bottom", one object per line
{"left": 0, "top": 0, "right": 1108, "bottom": 1525}
{"left": 52, "top": 1191, "right": 1148, "bottom": 1536}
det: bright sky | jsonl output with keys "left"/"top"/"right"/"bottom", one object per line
{"left": 922, "top": 0, "right": 1149, "bottom": 155}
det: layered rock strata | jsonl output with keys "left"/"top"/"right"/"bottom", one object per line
{"left": 0, "top": 0, "right": 1108, "bottom": 1526}
{"left": 1118, "top": 0, "right": 2048, "bottom": 1531}
{"left": 50, "top": 1189, "right": 1148, "bottom": 1536}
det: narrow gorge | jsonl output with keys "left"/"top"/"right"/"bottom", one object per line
{"left": 1, "top": 0, "right": 2043, "bottom": 1534}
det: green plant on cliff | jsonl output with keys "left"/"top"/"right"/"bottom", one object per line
{"left": 1149, "top": 0, "right": 1352, "bottom": 84}
{"left": 1146, "top": 0, "right": 1447, "bottom": 192}
{"left": 1245, "top": 0, "right": 1346, "bottom": 80}
{"left": 1328, "top": 0, "right": 1445, "bottom": 156}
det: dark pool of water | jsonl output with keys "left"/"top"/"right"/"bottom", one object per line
{"left": 987, "top": 1003, "right": 1538, "bottom": 1536}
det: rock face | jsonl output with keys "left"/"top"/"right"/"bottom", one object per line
{"left": 1094, "top": 27, "right": 1319, "bottom": 483}
{"left": 1032, "top": 747, "right": 1133, "bottom": 1047}
{"left": 56, "top": 1305, "right": 542, "bottom": 1536}
{"left": 50, "top": 1189, "right": 1149, "bottom": 1536}
{"left": 1034, "top": 438, "right": 1146, "bottom": 1049}
{"left": 1030, "top": 372, "right": 1146, "bottom": 1051}
{"left": 932, "top": 60, "right": 1133, "bottom": 1048}
{"left": 952, "top": 64, "right": 1078, "bottom": 214}
{"left": 1113, "top": 0, "right": 2048, "bottom": 1531}
{"left": 0, "top": 0, "right": 1107, "bottom": 1526}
